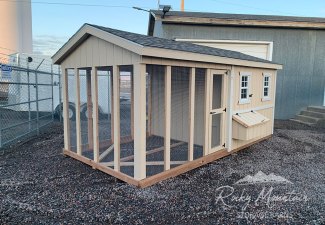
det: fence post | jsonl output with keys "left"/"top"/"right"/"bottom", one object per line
{"left": 51, "top": 64, "right": 54, "bottom": 122}
{"left": 35, "top": 71, "right": 39, "bottom": 135}
{"left": 27, "top": 60, "right": 31, "bottom": 132}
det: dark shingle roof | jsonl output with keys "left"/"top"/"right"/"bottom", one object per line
{"left": 151, "top": 10, "right": 325, "bottom": 23}
{"left": 88, "top": 24, "right": 277, "bottom": 64}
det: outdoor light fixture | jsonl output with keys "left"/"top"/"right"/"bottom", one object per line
{"left": 161, "top": 5, "right": 171, "bottom": 18}
{"left": 132, "top": 6, "right": 150, "bottom": 13}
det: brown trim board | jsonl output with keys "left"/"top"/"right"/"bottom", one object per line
{"left": 63, "top": 135, "right": 272, "bottom": 188}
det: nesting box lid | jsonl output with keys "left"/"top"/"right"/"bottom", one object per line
{"left": 233, "top": 111, "right": 269, "bottom": 128}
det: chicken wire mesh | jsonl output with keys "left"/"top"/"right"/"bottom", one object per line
{"left": 142, "top": 66, "right": 205, "bottom": 177}
{"left": 65, "top": 64, "right": 207, "bottom": 179}
{"left": 0, "top": 53, "right": 61, "bottom": 150}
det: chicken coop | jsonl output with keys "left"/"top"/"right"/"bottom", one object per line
{"left": 52, "top": 24, "right": 282, "bottom": 187}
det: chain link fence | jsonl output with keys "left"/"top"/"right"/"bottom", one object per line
{"left": 0, "top": 53, "right": 61, "bottom": 151}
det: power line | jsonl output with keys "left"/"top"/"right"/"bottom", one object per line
{"left": 0, "top": 0, "right": 151, "bottom": 10}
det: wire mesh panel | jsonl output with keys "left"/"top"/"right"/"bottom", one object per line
{"left": 97, "top": 68, "right": 113, "bottom": 163}
{"left": 169, "top": 67, "right": 190, "bottom": 169}
{"left": 119, "top": 66, "right": 134, "bottom": 177}
{"left": 145, "top": 65, "right": 166, "bottom": 176}
{"left": 78, "top": 70, "right": 93, "bottom": 159}
{"left": 66, "top": 69, "right": 77, "bottom": 152}
{"left": 193, "top": 68, "right": 205, "bottom": 160}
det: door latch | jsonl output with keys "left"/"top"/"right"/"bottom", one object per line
{"left": 223, "top": 108, "right": 226, "bottom": 112}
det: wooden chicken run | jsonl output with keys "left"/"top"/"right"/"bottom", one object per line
{"left": 52, "top": 24, "right": 282, "bottom": 187}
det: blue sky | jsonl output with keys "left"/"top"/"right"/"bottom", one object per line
{"left": 32, "top": 0, "right": 325, "bottom": 55}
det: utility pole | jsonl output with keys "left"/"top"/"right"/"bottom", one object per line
{"left": 181, "top": 0, "right": 184, "bottom": 11}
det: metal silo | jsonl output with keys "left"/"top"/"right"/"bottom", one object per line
{"left": 0, "top": 0, "right": 33, "bottom": 57}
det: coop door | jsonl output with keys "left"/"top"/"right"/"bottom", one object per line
{"left": 209, "top": 71, "right": 226, "bottom": 153}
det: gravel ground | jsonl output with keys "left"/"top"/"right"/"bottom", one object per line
{"left": 0, "top": 120, "right": 324, "bottom": 224}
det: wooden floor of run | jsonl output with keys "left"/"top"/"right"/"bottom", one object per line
{"left": 63, "top": 135, "right": 272, "bottom": 188}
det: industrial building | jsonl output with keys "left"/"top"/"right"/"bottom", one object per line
{"left": 148, "top": 10, "right": 325, "bottom": 120}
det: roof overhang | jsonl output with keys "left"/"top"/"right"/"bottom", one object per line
{"left": 52, "top": 24, "right": 144, "bottom": 64}
{"left": 142, "top": 47, "right": 282, "bottom": 69}
{"left": 53, "top": 24, "right": 282, "bottom": 70}
{"left": 150, "top": 11, "right": 325, "bottom": 30}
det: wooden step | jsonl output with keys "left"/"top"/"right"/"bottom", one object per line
{"left": 295, "top": 115, "right": 319, "bottom": 124}
{"left": 289, "top": 119, "right": 314, "bottom": 126}
{"left": 300, "top": 110, "right": 325, "bottom": 119}
{"left": 307, "top": 106, "right": 325, "bottom": 114}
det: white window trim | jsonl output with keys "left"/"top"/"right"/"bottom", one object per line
{"left": 239, "top": 72, "right": 251, "bottom": 104}
{"left": 262, "top": 73, "right": 271, "bottom": 101}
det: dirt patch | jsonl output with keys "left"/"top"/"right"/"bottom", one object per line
{"left": 0, "top": 120, "right": 324, "bottom": 224}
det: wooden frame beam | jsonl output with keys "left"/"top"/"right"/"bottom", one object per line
{"left": 226, "top": 66, "right": 234, "bottom": 152}
{"left": 188, "top": 68, "right": 195, "bottom": 161}
{"left": 91, "top": 67, "right": 99, "bottom": 162}
{"left": 101, "top": 161, "right": 187, "bottom": 167}
{"left": 147, "top": 72, "right": 152, "bottom": 136}
{"left": 110, "top": 72, "right": 114, "bottom": 142}
{"left": 131, "top": 72, "right": 134, "bottom": 139}
{"left": 86, "top": 70, "right": 93, "bottom": 150}
{"left": 99, "top": 144, "right": 114, "bottom": 162}
{"left": 62, "top": 68, "right": 70, "bottom": 150}
{"left": 164, "top": 65, "right": 171, "bottom": 170}
{"left": 133, "top": 63, "right": 147, "bottom": 180}
{"left": 112, "top": 65, "right": 120, "bottom": 171}
{"left": 63, "top": 135, "right": 272, "bottom": 188}
{"left": 203, "top": 68, "right": 211, "bottom": 156}
{"left": 74, "top": 68, "right": 82, "bottom": 155}
{"left": 120, "top": 141, "right": 185, "bottom": 162}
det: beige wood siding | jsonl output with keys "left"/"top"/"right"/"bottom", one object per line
{"left": 61, "top": 36, "right": 141, "bottom": 69}
{"left": 233, "top": 66, "right": 276, "bottom": 111}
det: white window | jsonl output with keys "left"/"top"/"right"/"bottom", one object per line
{"left": 262, "top": 73, "right": 271, "bottom": 101}
{"left": 239, "top": 72, "right": 251, "bottom": 104}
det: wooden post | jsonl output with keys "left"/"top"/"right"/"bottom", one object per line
{"left": 113, "top": 65, "right": 120, "bottom": 171}
{"left": 271, "top": 72, "right": 277, "bottom": 134}
{"left": 91, "top": 67, "right": 99, "bottom": 162}
{"left": 110, "top": 72, "right": 114, "bottom": 142}
{"left": 147, "top": 72, "right": 152, "bottom": 136}
{"left": 62, "top": 68, "right": 70, "bottom": 150}
{"left": 133, "top": 63, "right": 147, "bottom": 180}
{"left": 203, "top": 68, "right": 211, "bottom": 155}
{"left": 226, "top": 66, "right": 234, "bottom": 152}
{"left": 131, "top": 72, "right": 134, "bottom": 139}
{"left": 188, "top": 68, "right": 195, "bottom": 161}
{"left": 86, "top": 70, "right": 93, "bottom": 150}
{"left": 74, "top": 68, "right": 82, "bottom": 155}
{"left": 164, "top": 66, "right": 171, "bottom": 170}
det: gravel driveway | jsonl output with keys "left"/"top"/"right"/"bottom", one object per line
{"left": 0, "top": 120, "right": 324, "bottom": 224}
